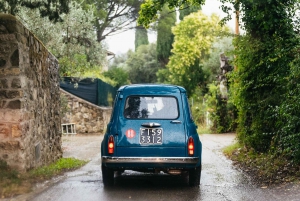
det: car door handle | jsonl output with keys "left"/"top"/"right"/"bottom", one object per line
{"left": 141, "top": 122, "right": 161, "bottom": 128}
{"left": 170, "top": 120, "right": 182, "bottom": 124}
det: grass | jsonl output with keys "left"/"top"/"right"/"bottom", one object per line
{"left": 223, "top": 142, "right": 241, "bottom": 157}
{"left": 197, "top": 124, "right": 212, "bottom": 134}
{"left": 223, "top": 142, "right": 300, "bottom": 186}
{"left": 0, "top": 158, "right": 88, "bottom": 198}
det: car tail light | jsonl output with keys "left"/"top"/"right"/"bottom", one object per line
{"left": 188, "top": 137, "right": 194, "bottom": 156}
{"left": 108, "top": 135, "right": 114, "bottom": 154}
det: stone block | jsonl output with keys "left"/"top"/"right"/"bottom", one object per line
{"left": 7, "top": 90, "right": 21, "bottom": 99}
{"left": 0, "top": 58, "right": 6, "bottom": 67}
{"left": 10, "top": 49, "right": 19, "bottom": 66}
{"left": 1, "top": 67, "right": 20, "bottom": 76}
{"left": 0, "top": 44, "right": 11, "bottom": 57}
{"left": 0, "top": 124, "right": 10, "bottom": 137}
{"left": 11, "top": 78, "right": 21, "bottom": 88}
{"left": 12, "top": 124, "right": 21, "bottom": 138}
{"left": 9, "top": 110, "right": 22, "bottom": 122}
{"left": 0, "top": 78, "right": 8, "bottom": 88}
{"left": 0, "top": 141, "right": 20, "bottom": 150}
{"left": 2, "top": 153, "right": 9, "bottom": 159}
{"left": 1, "top": 110, "right": 21, "bottom": 122}
{"left": 92, "top": 112, "right": 97, "bottom": 118}
{"left": 0, "top": 100, "right": 7, "bottom": 108}
{"left": 0, "top": 24, "right": 8, "bottom": 34}
{"left": 0, "top": 90, "right": 6, "bottom": 98}
{"left": 16, "top": 33, "right": 27, "bottom": 45}
{"left": 83, "top": 113, "right": 89, "bottom": 119}
{"left": 0, "top": 34, "right": 15, "bottom": 42}
{"left": 6, "top": 100, "right": 21, "bottom": 109}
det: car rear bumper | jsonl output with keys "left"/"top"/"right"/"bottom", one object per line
{"left": 102, "top": 156, "right": 199, "bottom": 164}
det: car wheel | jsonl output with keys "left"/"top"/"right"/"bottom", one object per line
{"left": 189, "top": 166, "right": 201, "bottom": 187}
{"left": 102, "top": 164, "right": 114, "bottom": 186}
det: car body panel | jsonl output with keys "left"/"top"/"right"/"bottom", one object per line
{"left": 101, "top": 84, "right": 202, "bottom": 172}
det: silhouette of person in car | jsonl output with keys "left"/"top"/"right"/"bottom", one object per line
{"left": 124, "top": 97, "right": 141, "bottom": 118}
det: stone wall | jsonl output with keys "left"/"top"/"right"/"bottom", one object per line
{"left": 0, "top": 14, "right": 62, "bottom": 171}
{"left": 61, "top": 89, "right": 112, "bottom": 134}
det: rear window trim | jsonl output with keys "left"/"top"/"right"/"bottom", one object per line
{"left": 123, "top": 95, "right": 180, "bottom": 120}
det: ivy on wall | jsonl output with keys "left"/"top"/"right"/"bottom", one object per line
{"left": 228, "top": 0, "right": 300, "bottom": 160}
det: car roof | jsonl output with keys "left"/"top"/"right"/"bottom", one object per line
{"left": 118, "top": 84, "right": 186, "bottom": 94}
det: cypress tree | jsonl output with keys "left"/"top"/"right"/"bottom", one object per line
{"left": 135, "top": 25, "right": 149, "bottom": 51}
{"left": 156, "top": 5, "right": 176, "bottom": 66}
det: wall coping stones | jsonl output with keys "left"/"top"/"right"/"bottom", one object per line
{"left": 60, "top": 88, "right": 112, "bottom": 111}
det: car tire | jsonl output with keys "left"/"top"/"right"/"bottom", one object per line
{"left": 189, "top": 166, "right": 201, "bottom": 187}
{"left": 102, "top": 164, "right": 114, "bottom": 186}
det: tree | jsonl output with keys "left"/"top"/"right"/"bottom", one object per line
{"left": 138, "top": 0, "right": 300, "bottom": 162}
{"left": 218, "top": 0, "right": 300, "bottom": 157}
{"left": 109, "top": 53, "right": 128, "bottom": 69}
{"left": 75, "top": 0, "right": 144, "bottom": 42}
{"left": 227, "top": 0, "right": 299, "bottom": 152}
{"left": 135, "top": 26, "right": 149, "bottom": 50}
{"left": 18, "top": 1, "right": 106, "bottom": 77}
{"left": 138, "top": 0, "right": 206, "bottom": 27}
{"left": 156, "top": 5, "right": 176, "bottom": 66}
{"left": 165, "top": 11, "right": 230, "bottom": 94}
{"left": 179, "top": 3, "right": 201, "bottom": 20}
{"left": 103, "top": 67, "right": 130, "bottom": 87}
{"left": 0, "top": 0, "right": 69, "bottom": 21}
{"left": 126, "top": 43, "right": 161, "bottom": 83}
{"left": 203, "top": 37, "right": 234, "bottom": 83}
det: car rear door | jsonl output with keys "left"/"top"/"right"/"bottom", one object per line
{"left": 116, "top": 91, "right": 187, "bottom": 157}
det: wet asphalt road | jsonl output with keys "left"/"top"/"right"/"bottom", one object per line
{"left": 10, "top": 134, "right": 300, "bottom": 201}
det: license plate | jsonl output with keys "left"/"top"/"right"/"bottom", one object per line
{"left": 140, "top": 128, "right": 163, "bottom": 144}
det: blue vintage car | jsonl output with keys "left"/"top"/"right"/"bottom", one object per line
{"left": 101, "top": 84, "right": 202, "bottom": 186}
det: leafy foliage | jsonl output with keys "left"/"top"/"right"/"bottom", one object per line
{"left": 103, "top": 66, "right": 130, "bottom": 88}
{"left": 202, "top": 37, "right": 234, "bottom": 82}
{"left": 178, "top": 3, "right": 201, "bottom": 20}
{"left": 0, "top": 0, "right": 69, "bottom": 21}
{"left": 138, "top": 0, "right": 206, "bottom": 28}
{"left": 126, "top": 43, "right": 161, "bottom": 83}
{"left": 205, "top": 83, "right": 237, "bottom": 133}
{"left": 135, "top": 26, "right": 149, "bottom": 50}
{"left": 273, "top": 50, "right": 300, "bottom": 162}
{"left": 228, "top": 0, "right": 300, "bottom": 156}
{"left": 76, "top": 0, "right": 143, "bottom": 42}
{"left": 109, "top": 53, "right": 128, "bottom": 68}
{"left": 60, "top": 54, "right": 93, "bottom": 77}
{"left": 156, "top": 5, "right": 176, "bottom": 66}
{"left": 188, "top": 88, "right": 210, "bottom": 132}
{"left": 139, "top": 0, "right": 300, "bottom": 165}
{"left": 165, "top": 11, "right": 230, "bottom": 95}
{"left": 18, "top": 1, "right": 106, "bottom": 77}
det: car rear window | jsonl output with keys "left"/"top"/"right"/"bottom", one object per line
{"left": 124, "top": 96, "right": 179, "bottom": 119}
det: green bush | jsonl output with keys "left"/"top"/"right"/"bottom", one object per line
{"left": 272, "top": 55, "right": 300, "bottom": 162}
{"left": 229, "top": 0, "right": 300, "bottom": 156}
{"left": 205, "top": 83, "right": 237, "bottom": 133}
